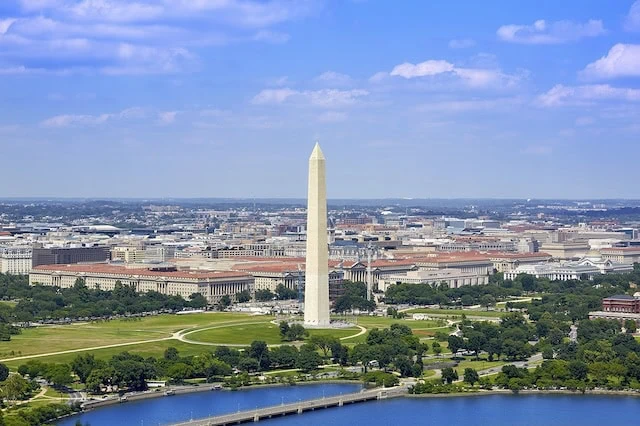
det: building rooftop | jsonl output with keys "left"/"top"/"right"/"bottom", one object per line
{"left": 604, "top": 294, "right": 637, "bottom": 300}
{"left": 32, "top": 263, "right": 250, "bottom": 280}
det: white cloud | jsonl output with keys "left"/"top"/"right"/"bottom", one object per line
{"left": 580, "top": 44, "right": 640, "bottom": 80}
{"left": 315, "top": 71, "right": 352, "bottom": 86}
{"left": 0, "top": 18, "right": 16, "bottom": 34}
{"left": 390, "top": 60, "right": 454, "bottom": 78}
{"left": 251, "top": 88, "right": 298, "bottom": 104}
{"left": 497, "top": 19, "right": 605, "bottom": 44}
{"left": 4, "top": 0, "right": 320, "bottom": 74}
{"left": 625, "top": 1, "right": 640, "bottom": 32}
{"left": 41, "top": 113, "right": 111, "bottom": 127}
{"left": 157, "top": 111, "right": 179, "bottom": 125}
{"left": 40, "top": 107, "right": 144, "bottom": 127}
{"left": 251, "top": 88, "right": 368, "bottom": 108}
{"left": 387, "top": 59, "right": 521, "bottom": 88}
{"left": 268, "top": 76, "right": 289, "bottom": 86}
{"left": 417, "top": 97, "right": 522, "bottom": 113}
{"left": 448, "top": 38, "right": 475, "bottom": 49}
{"left": 537, "top": 84, "right": 640, "bottom": 107}
{"left": 368, "top": 71, "right": 389, "bottom": 83}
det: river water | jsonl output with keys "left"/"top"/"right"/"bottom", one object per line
{"left": 57, "top": 385, "right": 640, "bottom": 426}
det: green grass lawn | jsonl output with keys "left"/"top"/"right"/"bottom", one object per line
{"left": 336, "top": 316, "right": 449, "bottom": 344}
{"left": 405, "top": 308, "right": 506, "bottom": 318}
{"left": 0, "top": 313, "right": 269, "bottom": 359}
{"left": 185, "top": 322, "right": 361, "bottom": 345}
{"left": 3, "top": 340, "right": 208, "bottom": 370}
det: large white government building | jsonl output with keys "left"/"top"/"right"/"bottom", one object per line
{"left": 504, "top": 257, "right": 633, "bottom": 281}
{"left": 29, "top": 263, "right": 254, "bottom": 304}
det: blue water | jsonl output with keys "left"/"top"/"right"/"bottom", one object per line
{"left": 58, "top": 386, "right": 640, "bottom": 426}
{"left": 265, "top": 394, "right": 640, "bottom": 426}
{"left": 56, "top": 384, "right": 361, "bottom": 426}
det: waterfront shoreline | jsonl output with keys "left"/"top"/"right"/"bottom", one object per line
{"left": 405, "top": 388, "right": 640, "bottom": 398}
{"left": 80, "top": 379, "right": 362, "bottom": 411}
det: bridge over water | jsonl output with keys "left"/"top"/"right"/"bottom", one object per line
{"left": 171, "top": 386, "right": 408, "bottom": 426}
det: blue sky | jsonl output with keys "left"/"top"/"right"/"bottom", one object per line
{"left": 1, "top": 0, "right": 640, "bottom": 199}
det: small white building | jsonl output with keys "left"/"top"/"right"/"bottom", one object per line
{"left": 0, "top": 246, "right": 32, "bottom": 275}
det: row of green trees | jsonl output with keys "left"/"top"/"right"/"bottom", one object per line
{"left": 447, "top": 313, "right": 537, "bottom": 361}
{"left": 0, "top": 274, "right": 208, "bottom": 337}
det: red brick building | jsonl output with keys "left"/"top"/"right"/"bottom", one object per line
{"left": 602, "top": 294, "right": 640, "bottom": 313}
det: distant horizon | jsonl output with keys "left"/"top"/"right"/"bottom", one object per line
{"left": 1, "top": 197, "right": 640, "bottom": 203}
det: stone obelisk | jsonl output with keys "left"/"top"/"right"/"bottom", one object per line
{"left": 304, "top": 142, "right": 330, "bottom": 327}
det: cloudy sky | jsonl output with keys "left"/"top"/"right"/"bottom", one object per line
{"left": 1, "top": 0, "right": 640, "bottom": 199}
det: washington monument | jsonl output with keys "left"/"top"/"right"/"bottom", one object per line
{"left": 304, "top": 142, "right": 331, "bottom": 327}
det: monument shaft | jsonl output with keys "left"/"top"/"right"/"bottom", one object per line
{"left": 304, "top": 143, "right": 330, "bottom": 326}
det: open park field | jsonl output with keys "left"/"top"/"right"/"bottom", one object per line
{"left": 0, "top": 313, "right": 269, "bottom": 360}
{"left": 0, "top": 312, "right": 458, "bottom": 370}
{"left": 184, "top": 322, "right": 361, "bottom": 345}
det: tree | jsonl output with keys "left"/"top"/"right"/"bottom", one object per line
{"left": 431, "top": 341, "right": 442, "bottom": 357}
{"left": 218, "top": 295, "right": 231, "bottom": 310}
{"left": 460, "top": 295, "right": 475, "bottom": 306}
{"left": 296, "top": 345, "right": 321, "bottom": 372}
{"left": 164, "top": 347, "right": 180, "bottom": 361}
{"left": 71, "top": 354, "right": 101, "bottom": 384}
{"left": 248, "top": 341, "right": 270, "bottom": 370}
{"left": 547, "top": 328, "right": 565, "bottom": 346}
{"left": 281, "top": 323, "right": 307, "bottom": 342}
{"left": 309, "top": 335, "right": 338, "bottom": 358}
{"left": 466, "top": 331, "right": 487, "bottom": 360}
{"left": 448, "top": 335, "right": 464, "bottom": 355}
{"left": 279, "top": 320, "right": 290, "bottom": 337}
{"left": 463, "top": 368, "right": 479, "bottom": 386}
{"left": 441, "top": 367, "right": 458, "bottom": 384}
{"left": 330, "top": 341, "right": 349, "bottom": 365}
{"left": 1, "top": 374, "right": 29, "bottom": 403}
{"left": 624, "top": 319, "right": 637, "bottom": 334}
{"left": 0, "top": 363, "right": 8, "bottom": 382}
{"left": 480, "top": 294, "right": 496, "bottom": 311}
{"left": 568, "top": 360, "right": 588, "bottom": 381}
{"left": 188, "top": 293, "right": 208, "bottom": 309}
{"left": 235, "top": 290, "right": 251, "bottom": 303}
{"left": 270, "top": 346, "right": 299, "bottom": 369}
{"left": 166, "top": 363, "right": 194, "bottom": 384}
{"left": 45, "top": 364, "right": 73, "bottom": 388}
{"left": 255, "top": 289, "right": 275, "bottom": 302}
{"left": 275, "top": 284, "right": 297, "bottom": 300}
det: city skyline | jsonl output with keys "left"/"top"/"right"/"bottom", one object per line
{"left": 1, "top": 1, "right": 640, "bottom": 199}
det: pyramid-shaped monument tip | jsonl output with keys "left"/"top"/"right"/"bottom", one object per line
{"left": 310, "top": 142, "right": 325, "bottom": 160}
